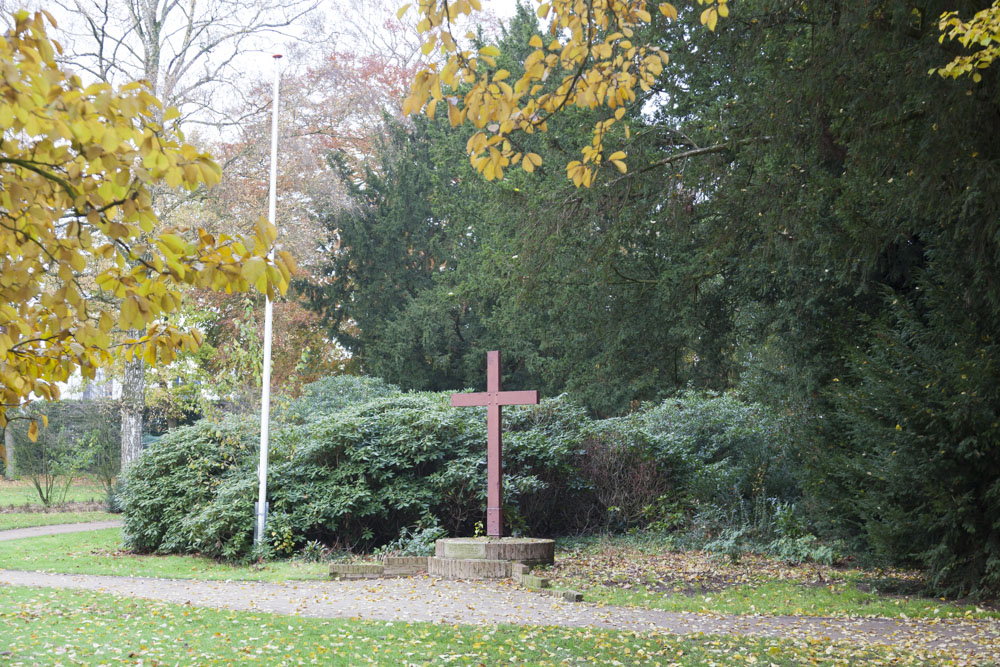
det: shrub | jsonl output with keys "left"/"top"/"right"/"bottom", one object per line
{"left": 119, "top": 414, "right": 259, "bottom": 556}
{"left": 493, "top": 396, "right": 596, "bottom": 535}
{"left": 14, "top": 426, "right": 80, "bottom": 506}
{"left": 277, "top": 375, "right": 400, "bottom": 425}
{"left": 122, "top": 376, "right": 796, "bottom": 562}
{"left": 640, "top": 391, "right": 803, "bottom": 546}
{"left": 122, "top": 377, "right": 602, "bottom": 559}
{"left": 578, "top": 419, "right": 678, "bottom": 531}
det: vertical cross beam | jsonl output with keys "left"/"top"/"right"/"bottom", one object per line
{"left": 485, "top": 351, "right": 503, "bottom": 537}
{"left": 451, "top": 350, "right": 539, "bottom": 537}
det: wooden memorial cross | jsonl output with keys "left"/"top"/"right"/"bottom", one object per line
{"left": 451, "top": 350, "right": 538, "bottom": 538}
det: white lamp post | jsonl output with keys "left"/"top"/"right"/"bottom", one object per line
{"left": 255, "top": 52, "right": 283, "bottom": 547}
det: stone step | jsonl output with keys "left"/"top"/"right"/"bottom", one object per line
{"left": 427, "top": 557, "right": 512, "bottom": 579}
{"left": 330, "top": 562, "right": 384, "bottom": 579}
{"left": 519, "top": 573, "right": 551, "bottom": 589}
{"left": 382, "top": 556, "right": 428, "bottom": 575}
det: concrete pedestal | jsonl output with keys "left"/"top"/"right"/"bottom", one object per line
{"left": 330, "top": 537, "right": 556, "bottom": 582}
{"left": 427, "top": 537, "right": 554, "bottom": 579}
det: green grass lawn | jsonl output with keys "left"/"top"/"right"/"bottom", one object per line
{"left": 0, "top": 511, "right": 118, "bottom": 531}
{"left": 0, "top": 584, "right": 956, "bottom": 666}
{"left": 0, "top": 479, "right": 104, "bottom": 507}
{"left": 554, "top": 577, "right": 998, "bottom": 620}
{"left": 0, "top": 528, "right": 329, "bottom": 581}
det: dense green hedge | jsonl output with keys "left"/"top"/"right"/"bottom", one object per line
{"left": 121, "top": 377, "right": 797, "bottom": 561}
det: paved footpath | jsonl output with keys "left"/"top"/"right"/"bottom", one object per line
{"left": 1, "top": 524, "right": 999, "bottom": 662}
{"left": 0, "top": 520, "right": 123, "bottom": 542}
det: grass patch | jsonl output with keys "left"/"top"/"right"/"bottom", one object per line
{"left": 0, "top": 479, "right": 104, "bottom": 507}
{"left": 558, "top": 578, "right": 997, "bottom": 620}
{"left": 0, "top": 529, "right": 328, "bottom": 582}
{"left": 0, "top": 584, "right": 957, "bottom": 666}
{"left": 544, "top": 533, "right": 999, "bottom": 620}
{"left": 0, "top": 512, "right": 118, "bottom": 531}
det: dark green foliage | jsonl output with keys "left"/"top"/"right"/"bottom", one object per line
{"left": 122, "top": 376, "right": 794, "bottom": 561}
{"left": 300, "top": 0, "right": 998, "bottom": 594}
{"left": 826, "top": 279, "right": 1000, "bottom": 596}
{"left": 300, "top": 122, "right": 477, "bottom": 392}
{"left": 119, "top": 414, "right": 260, "bottom": 558}
{"left": 276, "top": 375, "right": 400, "bottom": 425}
{"left": 694, "top": 0, "right": 1000, "bottom": 595}
{"left": 641, "top": 393, "right": 799, "bottom": 511}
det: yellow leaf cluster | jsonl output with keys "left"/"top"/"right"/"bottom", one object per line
{"left": 697, "top": 0, "right": 728, "bottom": 32}
{"left": 931, "top": 1, "right": 1000, "bottom": 82}
{"left": 403, "top": 0, "right": 724, "bottom": 187}
{"left": 0, "top": 12, "right": 295, "bottom": 427}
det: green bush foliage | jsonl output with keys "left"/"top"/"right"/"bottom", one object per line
{"left": 642, "top": 392, "right": 798, "bottom": 505}
{"left": 121, "top": 377, "right": 800, "bottom": 561}
{"left": 119, "top": 414, "right": 260, "bottom": 558}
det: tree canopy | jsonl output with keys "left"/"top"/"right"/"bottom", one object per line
{"left": 0, "top": 12, "right": 294, "bottom": 432}
{"left": 305, "top": 0, "right": 1000, "bottom": 595}
{"left": 403, "top": 0, "right": 728, "bottom": 185}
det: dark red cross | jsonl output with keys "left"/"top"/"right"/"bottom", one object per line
{"left": 450, "top": 350, "right": 538, "bottom": 537}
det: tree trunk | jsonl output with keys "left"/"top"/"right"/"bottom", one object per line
{"left": 121, "top": 350, "right": 145, "bottom": 472}
{"left": 3, "top": 426, "right": 14, "bottom": 479}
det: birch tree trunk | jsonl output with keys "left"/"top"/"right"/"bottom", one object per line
{"left": 3, "top": 426, "right": 14, "bottom": 479}
{"left": 121, "top": 345, "right": 145, "bottom": 471}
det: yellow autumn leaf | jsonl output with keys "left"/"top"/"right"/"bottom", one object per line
{"left": 702, "top": 7, "right": 718, "bottom": 31}
{"left": 240, "top": 256, "right": 267, "bottom": 287}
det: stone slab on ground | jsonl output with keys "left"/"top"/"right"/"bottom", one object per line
{"left": 520, "top": 573, "right": 550, "bottom": 589}
{"left": 0, "top": 569, "right": 997, "bottom": 661}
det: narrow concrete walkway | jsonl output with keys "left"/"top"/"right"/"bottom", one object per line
{"left": 1, "top": 569, "right": 998, "bottom": 661}
{"left": 0, "top": 520, "right": 122, "bottom": 542}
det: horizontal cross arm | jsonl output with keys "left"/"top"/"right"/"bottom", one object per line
{"left": 497, "top": 390, "right": 539, "bottom": 406}
{"left": 451, "top": 392, "right": 490, "bottom": 407}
